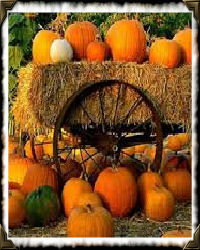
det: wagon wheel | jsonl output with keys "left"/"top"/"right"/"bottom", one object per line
{"left": 53, "top": 80, "right": 163, "bottom": 186}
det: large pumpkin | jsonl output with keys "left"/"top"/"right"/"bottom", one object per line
{"left": 94, "top": 167, "right": 137, "bottom": 217}
{"left": 67, "top": 204, "right": 113, "bottom": 237}
{"left": 163, "top": 169, "right": 191, "bottom": 202}
{"left": 173, "top": 28, "right": 192, "bottom": 64}
{"left": 144, "top": 185, "right": 175, "bottom": 221}
{"left": 9, "top": 155, "right": 34, "bottom": 185}
{"left": 86, "top": 41, "right": 106, "bottom": 62}
{"left": 106, "top": 19, "right": 146, "bottom": 62}
{"left": 32, "top": 30, "right": 59, "bottom": 64}
{"left": 149, "top": 38, "right": 181, "bottom": 68}
{"left": 137, "top": 168, "right": 164, "bottom": 207}
{"left": 163, "top": 155, "right": 191, "bottom": 173}
{"left": 63, "top": 177, "right": 93, "bottom": 216}
{"left": 22, "top": 163, "right": 58, "bottom": 196}
{"left": 65, "top": 21, "right": 99, "bottom": 60}
{"left": 25, "top": 185, "right": 60, "bottom": 226}
{"left": 9, "top": 189, "right": 26, "bottom": 228}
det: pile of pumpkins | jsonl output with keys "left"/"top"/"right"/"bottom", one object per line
{"left": 32, "top": 19, "right": 191, "bottom": 68}
{"left": 8, "top": 132, "right": 192, "bottom": 237}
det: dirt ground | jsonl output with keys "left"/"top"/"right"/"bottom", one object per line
{"left": 9, "top": 202, "right": 191, "bottom": 238}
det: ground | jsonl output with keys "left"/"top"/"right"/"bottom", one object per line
{"left": 9, "top": 202, "right": 191, "bottom": 237}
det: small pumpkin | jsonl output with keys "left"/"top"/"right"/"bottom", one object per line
{"left": 9, "top": 189, "right": 26, "bottom": 228}
{"left": 25, "top": 185, "right": 60, "bottom": 226}
{"left": 63, "top": 177, "right": 93, "bottom": 216}
{"left": 106, "top": 19, "right": 146, "bottom": 62}
{"left": 163, "top": 169, "right": 191, "bottom": 202}
{"left": 65, "top": 21, "right": 99, "bottom": 60}
{"left": 149, "top": 38, "right": 181, "bottom": 69}
{"left": 144, "top": 185, "right": 175, "bottom": 222}
{"left": 177, "top": 133, "right": 191, "bottom": 147}
{"left": 173, "top": 28, "right": 192, "bottom": 64}
{"left": 76, "top": 192, "right": 103, "bottom": 208}
{"left": 32, "top": 30, "right": 59, "bottom": 64}
{"left": 50, "top": 39, "right": 73, "bottom": 62}
{"left": 94, "top": 167, "right": 137, "bottom": 217}
{"left": 67, "top": 204, "right": 113, "bottom": 237}
{"left": 22, "top": 163, "right": 58, "bottom": 196}
{"left": 86, "top": 41, "right": 106, "bottom": 62}
{"left": 161, "top": 229, "right": 192, "bottom": 237}
{"left": 137, "top": 167, "right": 164, "bottom": 207}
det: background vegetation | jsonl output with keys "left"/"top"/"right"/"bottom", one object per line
{"left": 8, "top": 12, "right": 191, "bottom": 121}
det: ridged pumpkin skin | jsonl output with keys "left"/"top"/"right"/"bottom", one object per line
{"left": 76, "top": 192, "right": 103, "bottom": 208}
{"left": 137, "top": 170, "right": 164, "bottom": 207}
{"left": 24, "top": 140, "right": 43, "bottom": 160}
{"left": 9, "top": 189, "right": 26, "bottom": 228}
{"left": 86, "top": 41, "right": 106, "bottom": 62}
{"left": 144, "top": 186, "right": 175, "bottom": 221}
{"left": 67, "top": 204, "right": 113, "bottom": 237}
{"left": 163, "top": 170, "right": 191, "bottom": 202}
{"left": 149, "top": 39, "right": 181, "bottom": 68}
{"left": 63, "top": 178, "right": 93, "bottom": 216}
{"left": 94, "top": 167, "right": 137, "bottom": 217}
{"left": 162, "top": 229, "right": 192, "bottom": 237}
{"left": 173, "top": 29, "right": 191, "bottom": 64}
{"left": 106, "top": 19, "right": 146, "bottom": 62}
{"left": 65, "top": 21, "right": 99, "bottom": 60}
{"left": 22, "top": 163, "right": 58, "bottom": 196}
{"left": 33, "top": 30, "right": 59, "bottom": 64}
{"left": 9, "top": 155, "right": 34, "bottom": 185}
{"left": 25, "top": 186, "right": 60, "bottom": 226}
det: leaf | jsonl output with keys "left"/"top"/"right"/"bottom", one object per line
{"left": 9, "top": 13, "right": 24, "bottom": 30}
{"left": 9, "top": 46, "right": 23, "bottom": 69}
{"left": 8, "top": 73, "right": 18, "bottom": 93}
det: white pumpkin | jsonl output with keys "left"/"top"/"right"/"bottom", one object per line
{"left": 50, "top": 39, "right": 73, "bottom": 62}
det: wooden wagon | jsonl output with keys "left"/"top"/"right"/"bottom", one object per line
{"left": 12, "top": 61, "right": 192, "bottom": 181}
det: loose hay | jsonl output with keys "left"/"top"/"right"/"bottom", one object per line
{"left": 12, "top": 61, "right": 191, "bottom": 133}
{"left": 9, "top": 202, "right": 191, "bottom": 237}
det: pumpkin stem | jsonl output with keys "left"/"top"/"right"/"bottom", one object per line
{"left": 86, "top": 203, "right": 93, "bottom": 213}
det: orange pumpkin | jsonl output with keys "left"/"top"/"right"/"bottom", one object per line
{"left": 22, "top": 163, "right": 58, "bottom": 196}
{"left": 86, "top": 41, "right": 106, "bottom": 62}
{"left": 144, "top": 185, "right": 175, "bottom": 222}
{"left": 177, "top": 133, "right": 191, "bottom": 147}
{"left": 149, "top": 38, "right": 181, "bottom": 68}
{"left": 24, "top": 140, "right": 43, "bottom": 160}
{"left": 63, "top": 178, "right": 93, "bottom": 217}
{"left": 106, "top": 19, "right": 146, "bottom": 62}
{"left": 163, "top": 169, "right": 191, "bottom": 202}
{"left": 167, "top": 135, "right": 182, "bottom": 151}
{"left": 32, "top": 30, "right": 59, "bottom": 64}
{"left": 94, "top": 167, "right": 137, "bottom": 217}
{"left": 9, "top": 189, "right": 26, "bottom": 228}
{"left": 173, "top": 28, "right": 192, "bottom": 64}
{"left": 65, "top": 21, "right": 99, "bottom": 60}
{"left": 137, "top": 168, "right": 164, "bottom": 207}
{"left": 67, "top": 204, "right": 113, "bottom": 237}
{"left": 9, "top": 155, "right": 34, "bottom": 185}
{"left": 76, "top": 192, "right": 103, "bottom": 208}
{"left": 162, "top": 229, "right": 192, "bottom": 237}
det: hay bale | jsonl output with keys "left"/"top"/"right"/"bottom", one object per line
{"left": 12, "top": 61, "right": 191, "bottom": 133}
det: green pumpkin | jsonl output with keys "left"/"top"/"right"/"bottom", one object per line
{"left": 25, "top": 185, "right": 60, "bottom": 226}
